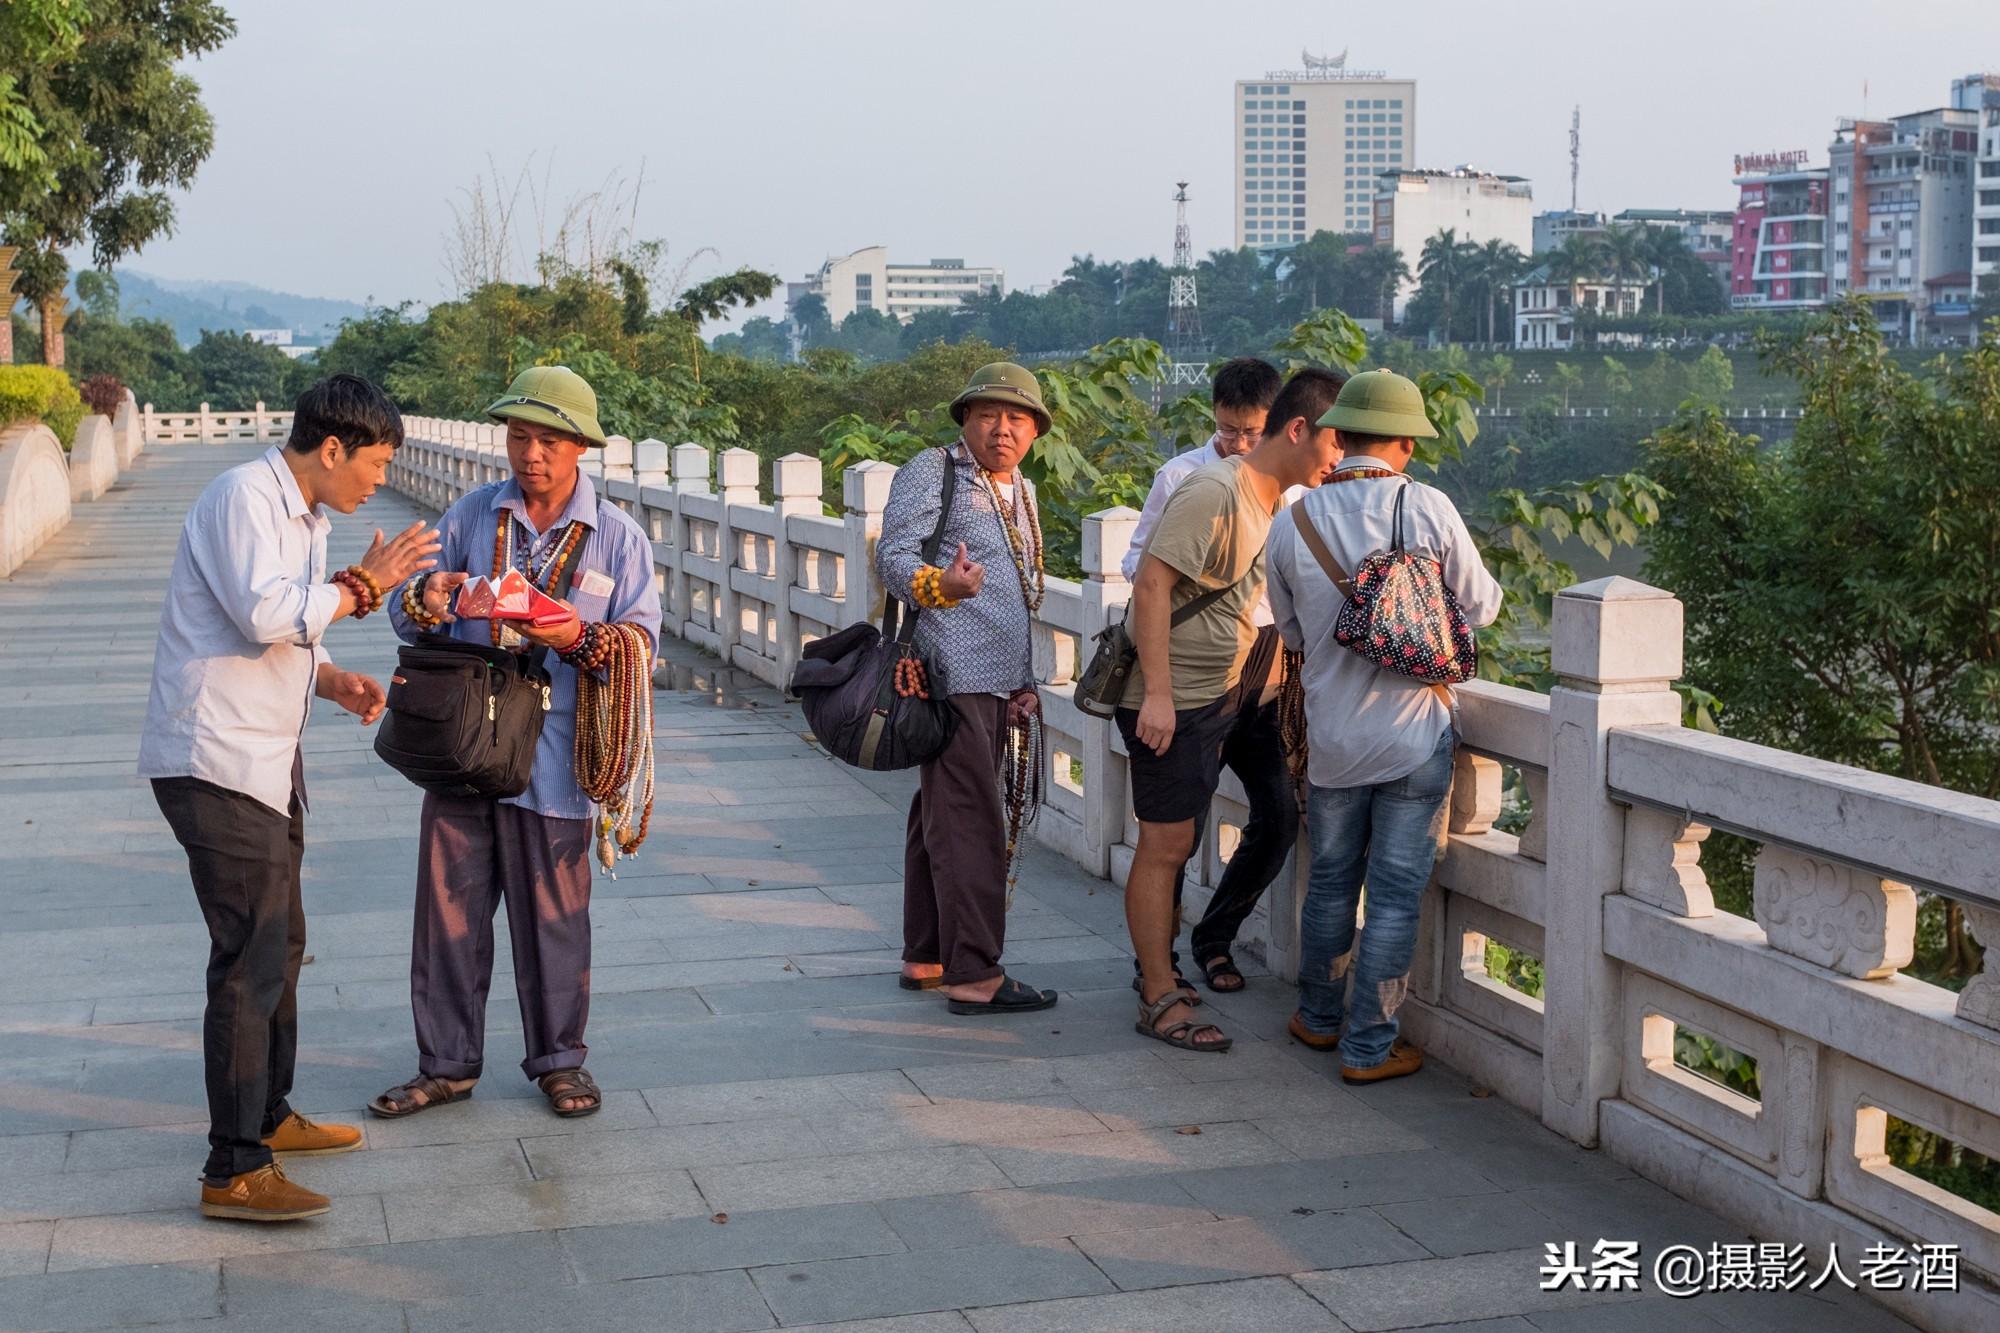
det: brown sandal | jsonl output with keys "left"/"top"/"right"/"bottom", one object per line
{"left": 1135, "top": 992, "right": 1232, "bottom": 1054}
{"left": 539, "top": 1068, "right": 602, "bottom": 1118}
{"left": 369, "top": 1075, "right": 474, "bottom": 1119}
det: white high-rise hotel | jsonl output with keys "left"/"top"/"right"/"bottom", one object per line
{"left": 1235, "top": 51, "right": 1417, "bottom": 250}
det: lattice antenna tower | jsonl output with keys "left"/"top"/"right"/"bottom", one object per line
{"left": 1166, "top": 181, "right": 1205, "bottom": 365}
{"left": 1569, "top": 106, "right": 1581, "bottom": 212}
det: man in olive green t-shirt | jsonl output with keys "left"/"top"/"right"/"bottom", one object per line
{"left": 1117, "top": 369, "right": 1345, "bottom": 1055}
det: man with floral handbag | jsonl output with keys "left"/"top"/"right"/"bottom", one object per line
{"left": 1265, "top": 369, "right": 1504, "bottom": 1083}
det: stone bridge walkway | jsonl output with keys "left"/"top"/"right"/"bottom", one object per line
{"left": 0, "top": 444, "right": 1916, "bottom": 1332}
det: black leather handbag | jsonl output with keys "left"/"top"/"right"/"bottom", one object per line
{"left": 790, "top": 450, "right": 958, "bottom": 771}
{"left": 373, "top": 547, "right": 580, "bottom": 798}
{"left": 373, "top": 637, "right": 554, "bottom": 797}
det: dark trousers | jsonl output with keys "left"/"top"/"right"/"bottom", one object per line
{"left": 152, "top": 777, "right": 305, "bottom": 1180}
{"left": 1181, "top": 696, "right": 1302, "bottom": 961}
{"left": 411, "top": 793, "right": 594, "bottom": 1082}
{"left": 904, "top": 694, "right": 1010, "bottom": 986}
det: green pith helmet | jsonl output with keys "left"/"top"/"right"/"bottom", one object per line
{"left": 949, "top": 361, "right": 1052, "bottom": 437}
{"left": 1316, "top": 368, "right": 1438, "bottom": 440}
{"left": 485, "top": 365, "right": 608, "bottom": 446}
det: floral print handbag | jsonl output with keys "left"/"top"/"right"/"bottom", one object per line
{"left": 1292, "top": 488, "right": 1478, "bottom": 686}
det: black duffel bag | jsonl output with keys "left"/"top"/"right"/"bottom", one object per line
{"left": 789, "top": 450, "right": 957, "bottom": 771}
{"left": 374, "top": 635, "right": 554, "bottom": 798}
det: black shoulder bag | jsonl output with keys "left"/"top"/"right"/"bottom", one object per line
{"left": 790, "top": 450, "right": 959, "bottom": 771}
{"left": 372, "top": 531, "right": 582, "bottom": 798}
{"left": 1074, "top": 568, "right": 1258, "bottom": 719}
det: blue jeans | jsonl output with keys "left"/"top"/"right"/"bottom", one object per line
{"left": 1296, "top": 726, "right": 1455, "bottom": 1068}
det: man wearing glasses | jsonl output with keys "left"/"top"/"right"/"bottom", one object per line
{"left": 1117, "top": 358, "right": 1338, "bottom": 999}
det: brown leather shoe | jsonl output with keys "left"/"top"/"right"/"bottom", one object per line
{"left": 199, "top": 1162, "right": 331, "bottom": 1221}
{"left": 1287, "top": 1012, "right": 1341, "bottom": 1051}
{"left": 1342, "top": 1038, "right": 1424, "bottom": 1084}
{"left": 262, "top": 1112, "right": 363, "bottom": 1156}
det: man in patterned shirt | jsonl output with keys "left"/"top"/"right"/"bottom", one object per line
{"left": 875, "top": 363, "right": 1056, "bottom": 1015}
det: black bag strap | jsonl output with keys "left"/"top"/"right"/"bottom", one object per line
{"left": 882, "top": 448, "right": 957, "bottom": 646}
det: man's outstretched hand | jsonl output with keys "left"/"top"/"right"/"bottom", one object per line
{"left": 316, "top": 665, "right": 387, "bottom": 725}
{"left": 357, "top": 521, "right": 442, "bottom": 590}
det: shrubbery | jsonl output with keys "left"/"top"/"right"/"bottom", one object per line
{"left": 0, "top": 365, "right": 85, "bottom": 446}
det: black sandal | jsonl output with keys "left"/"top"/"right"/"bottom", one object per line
{"left": 947, "top": 976, "right": 1058, "bottom": 1015}
{"left": 1135, "top": 992, "right": 1233, "bottom": 1054}
{"left": 1200, "top": 954, "right": 1246, "bottom": 993}
{"left": 368, "top": 1075, "right": 474, "bottom": 1119}
{"left": 539, "top": 1068, "right": 602, "bottom": 1118}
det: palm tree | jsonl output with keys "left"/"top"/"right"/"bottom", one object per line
{"left": 1469, "top": 238, "right": 1526, "bottom": 344}
{"left": 1551, "top": 361, "right": 1584, "bottom": 412}
{"left": 1484, "top": 353, "right": 1514, "bottom": 409}
{"left": 1418, "top": 228, "right": 1475, "bottom": 342}
{"left": 1641, "top": 226, "right": 1693, "bottom": 315}
{"left": 1599, "top": 225, "right": 1652, "bottom": 317}
{"left": 1348, "top": 245, "right": 1410, "bottom": 327}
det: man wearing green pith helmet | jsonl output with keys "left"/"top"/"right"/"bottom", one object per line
{"left": 373, "top": 365, "right": 662, "bottom": 1121}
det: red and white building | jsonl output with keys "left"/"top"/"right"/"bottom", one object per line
{"left": 1730, "top": 152, "right": 1830, "bottom": 313}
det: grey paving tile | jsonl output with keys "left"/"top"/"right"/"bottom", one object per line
{"left": 222, "top": 1229, "right": 571, "bottom": 1315}
{"left": 522, "top": 1116, "right": 826, "bottom": 1178}
{"left": 962, "top": 1275, "right": 1349, "bottom": 1332}
{"left": 406, "top": 1267, "right": 773, "bottom": 1333}
{"left": 1074, "top": 1077, "right": 1360, "bottom": 1131}
{"left": 752, "top": 1240, "right": 1112, "bottom": 1325}
{"left": 878, "top": 1175, "right": 1215, "bottom": 1252}
{"left": 1372, "top": 1191, "right": 1554, "bottom": 1258}
{"left": 561, "top": 1200, "right": 905, "bottom": 1282}
{"left": 1170, "top": 1149, "right": 1506, "bottom": 1218}
{"left": 284, "top": 1139, "right": 533, "bottom": 1197}
{"left": 985, "top": 1121, "right": 1296, "bottom": 1188}
{"left": 358, "top": 1088, "right": 658, "bottom": 1150}
{"left": 382, "top": 1167, "right": 709, "bottom": 1243}
{"left": 46, "top": 1195, "right": 388, "bottom": 1271}
{"left": 1699, "top": 1289, "right": 1924, "bottom": 1333}
{"left": 783, "top": 1317, "right": 972, "bottom": 1333}
{"left": 0, "top": 1134, "right": 68, "bottom": 1180}
{"left": 810, "top": 1096, "right": 1111, "bottom": 1155}
{"left": 1523, "top": 1297, "right": 1733, "bottom": 1330}
{"left": 694, "top": 1145, "right": 1012, "bottom": 1213}
{"left": 0, "top": 1259, "right": 221, "bottom": 1330}
{"left": 0, "top": 1221, "right": 51, "bottom": 1278}
{"left": 1293, "top": 1247, "right": 1651, "bottom": 1331}
{"left": 639, "top": 1071, "right": 925, "bottom": 1126}
{"left": 899, "top": 1051, "right": 1188, "bottom": 1101}
{"left": 1075, "top": 1210, "right": 1427, "bottom": 1290}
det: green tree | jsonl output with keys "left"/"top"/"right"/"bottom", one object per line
{"left": 1468, "top": 239, "right": 1526, "bottom": 344}
{"left": 1686, "top": 345, "right": 1734, "bottom": 406}
{"left": 0, "top": 1, "right": 236, "bottom": 367}
{"left": 1550, "top": 361, "right": 1584, "bottom": 411}
{"left": 188, "top": 330, "right": 307, "bottom": 408}
{"left": 1347, "top": 245, "right": 1409, "bottom": 327}
{"left": 1600, "top": 357, "right": 1634, "bottom": 409}
{"left": 1484, "top": 353, "right": 1515, "bottom": 409}
{"left": 1417, "top": 228, "right": 1474, "bottom": 342}
{"left": 0, "top": 2, "right": 86, "bottom": 184}
{"left": 1643, "top": 301, "right": 2000, "bottom": 981}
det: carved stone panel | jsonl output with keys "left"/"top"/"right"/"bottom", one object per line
{"left": 1752, "top": 846, "right": 1915, "bottom": 980}
{"left": 1621, "top": 808, "right": 1713, "bottom": 918}
{"left": 1957, "top": 903, "right": 2000, "bottom": 1032}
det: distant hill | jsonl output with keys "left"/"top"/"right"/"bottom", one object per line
{"left": 86, "top": 271, "right": 372, "bottom": 347}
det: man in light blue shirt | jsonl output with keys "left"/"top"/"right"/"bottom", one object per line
{"left": 141, "top": 374, "right": 439, "bottom": 1222}
{"left": 372, "top": 366, "right": 660, "bottom": 1121}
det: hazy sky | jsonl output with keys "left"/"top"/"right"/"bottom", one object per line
{"left": 131, "top": 0, "right": 2000, "bottom": 326}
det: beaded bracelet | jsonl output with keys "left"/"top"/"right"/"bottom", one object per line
{"left": 332, "top": 568, "right": 381, "bottom": 618}
{"left": 559, "top": 621, "right": 616, "bottom": 672}
{"left": 401, "top": 573, "right": 443, "bottom": 629}
{"left": 911, "top": 564, "right": 960, "bottom": 610}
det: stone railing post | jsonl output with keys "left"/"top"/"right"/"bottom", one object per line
{"left": 112, "top": 394, "right": 140, "bottom": 465}
{"left": 633, "top": 438, "right": 671, "bottom": 489}
{"left": 253, "top": 400, "right": 270, "bottom": 441}
{"left": 667, "top": 443, "right": 711, "bottom": 639}
{"left": 770, "top": 453, "right": 824, "bottom": 691}
{"left": 713, "top": 448, "right": 760, "bottom": 666}
{"left": 597, "top": 435, "right": 635, "bottom": 489}
{"left": 1540, "top": 576, "right": 1686, "bottom": 1148}
{"left": 198, "top": 402, "right": 215, "bottom": 444}
{"left": 840, "top": 461, "right": 896, "bottom": 629}
{"left": 141, "top": 402, "right": 154, "bottom": 446}
{"left": 1076, "top": 506, "right": 1139, "bottom": 878}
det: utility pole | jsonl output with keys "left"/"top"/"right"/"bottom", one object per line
{"left": 1166, "top": 181, "right": 1209, "bottom": 385}
{"left": 1570, "top": 106, "right": 1581, "bottom": 212}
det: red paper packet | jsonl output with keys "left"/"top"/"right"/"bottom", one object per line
{"left": 455, "top": 572, "right": 571, "bottom": 626}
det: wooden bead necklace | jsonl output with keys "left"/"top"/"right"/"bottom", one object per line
{"left": 976, "top": 468, "right": 1045, "bottom": 612}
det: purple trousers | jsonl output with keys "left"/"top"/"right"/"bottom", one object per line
{"left": 411, "top": 792, "right": 593, "bottom": 1081}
